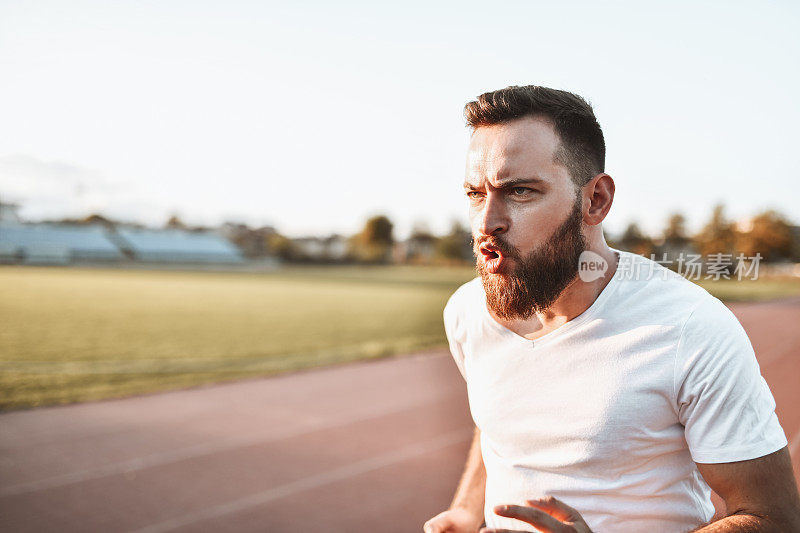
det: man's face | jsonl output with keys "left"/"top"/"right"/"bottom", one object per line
{"left": 465, "top": 116, "right": 587, "bottom": 319}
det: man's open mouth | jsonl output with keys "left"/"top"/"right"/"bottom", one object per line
{"left": 479, "top": 245, "right": 505, "bottom": 273}
{"left": 480, "top": 246, "right": 500, "bottom": 259}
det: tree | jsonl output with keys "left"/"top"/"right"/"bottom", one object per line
{"left": 736, "top": 210, "right": 794, "bottom": 262}
{"left": 618, "top": 221, "right": 654, "bottom": 256}
{"left": 350, "top": 215, "right": 394, "bottom": 263}
{"left": 222, "top": 222, "right": 279, "bottom": 259}
{"left": 436, "top": 221, "right": 473, "bottom": 263}
{"left": 267, "top": 233, "right": 300, "bottom": 261}
{"left": 165, "top": 215, "right": 187, "bottom": 230}
{"left": 361, "top": 215, "right": 393, "bottom": 246}
{"left": 663, "top": 212, "right": 690, "bottom": 248}
{"left": 694, "top": 204, "right": 736, "bottom": 256}
{"left": 81, "top": 213, "right": 115, "bottom": 227}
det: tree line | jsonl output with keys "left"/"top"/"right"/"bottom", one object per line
{"left": 36, "top": 204, "right": 799, "bottom": 265}
{"left": 228, "top": 215, "right": 474, "bottom": 265}
{"left": 614, "top": 205, "right": 798, "bottom": 262}
{"left": 223, "top": 205, "right": 800, "bottom": 265}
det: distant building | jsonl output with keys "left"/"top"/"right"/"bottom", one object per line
{"left": 394, "top": 233, "right": 438, "bottom": 263}
{"left": 293, "top": 235, "right": 348, "bottom": 261}
{"left": 219, "top": 223, "right": 277, "bottom": 258}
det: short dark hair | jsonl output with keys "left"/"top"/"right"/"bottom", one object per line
{"left": 464, "top": 85, "right": 605, "bottom": 187}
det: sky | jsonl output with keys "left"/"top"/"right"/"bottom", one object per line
{"left": 1, "top": 0, "right": 798, "bottom": 238}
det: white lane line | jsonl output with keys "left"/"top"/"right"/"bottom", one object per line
{"left": 131, "top": 428, "right": 472, "bottom": 533}
{"left": 0, "top": 389, "right": 461, "bottom": 498}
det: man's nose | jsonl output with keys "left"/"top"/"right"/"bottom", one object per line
{"left": 478, "top": 193, "right": 509, "bottom": 236}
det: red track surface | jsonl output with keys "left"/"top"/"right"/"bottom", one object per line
{"left": 1, "top": 298, "right": 798, "bottom": 532}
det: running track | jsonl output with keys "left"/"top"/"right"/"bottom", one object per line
{"left": 1, "top": 298, "right": 799, "bottom": 532}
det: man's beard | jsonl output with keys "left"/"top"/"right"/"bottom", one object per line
{"left": 475, "top": 196, "right": 586, "bottom": 320}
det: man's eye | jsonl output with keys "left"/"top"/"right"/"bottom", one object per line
{"left": 510, "top": 187, "right": 531, "bottom": 196}
{"left": 466, "top": 191, "right": 484, "bottom": 199}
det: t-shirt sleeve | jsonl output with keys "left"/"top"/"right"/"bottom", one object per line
{"left": 674, "top": 296, "right": 787, "bottom": 463}
{"left": 443, "top": 295, "right": 468, "bottom": 380}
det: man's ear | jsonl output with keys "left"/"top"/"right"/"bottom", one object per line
{"left": 583, "top": 173, "right": 615, "bottom": 226}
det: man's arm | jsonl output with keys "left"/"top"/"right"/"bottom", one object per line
{"left": 451, "top": 426, "right": 487, "bottom": 515}
{"left": 692, "top": 447, "right": 800, "bottom": 532}
{"left": 423, "top": 426, "right": 486, "bottom": 533}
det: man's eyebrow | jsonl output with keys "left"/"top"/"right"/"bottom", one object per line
{"left": 463, "top": 177, "right": 546, "bottom": 190}
{"left": 494, "top": 177, "right": 546, "bottom": 188}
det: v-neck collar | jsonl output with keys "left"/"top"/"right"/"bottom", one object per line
{"left": 481, "top": 249, "right": 626, "bottom": 347}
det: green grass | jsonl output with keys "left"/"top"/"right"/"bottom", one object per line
{"left": 0, "top": 265, "right": 475, "bottom": 409}
{"left": 1, "top": 265, "right": 798, "bottom": 410}
{"left": 696, "top": 277, "right": 800, "bottom": 302}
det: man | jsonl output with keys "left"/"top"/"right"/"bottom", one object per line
{"left": 423, "top": 86, "right": 800, "bottom": 532}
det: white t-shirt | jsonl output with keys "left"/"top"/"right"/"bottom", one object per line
{"left": 443, "top": 249, "right": 787, "bottom": 532}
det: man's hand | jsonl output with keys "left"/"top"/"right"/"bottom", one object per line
{"left": 424, "top": 426, "right": 486, "bottom": 532}
{"left": 423, "top": 506, "right": 484, "bottom": 533}
{"left": 480, "top": 497, "right": 593, "bottom": 533}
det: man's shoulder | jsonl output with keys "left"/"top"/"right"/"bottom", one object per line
{"left": 615, "top": 251, "right": 745, "bottom": 341}
{"left": 614, "top": 250, "right": 717, "bottom": 322}
{"left": 443, "top": 277, "right": 483, "bottom": 326}
{"left": 680, "top": 291, "right": 748, "bottom": 346}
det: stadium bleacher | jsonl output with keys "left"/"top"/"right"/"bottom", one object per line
{"left": 0, "top": 223, "right": 244, "bottom": 265}
{"left": 116, "top": 228, "right": 244, "bottom": 264}
{"left": 0, "top": 223, "right": 124, "bottom": 264}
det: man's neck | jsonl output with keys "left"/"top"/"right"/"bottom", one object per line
{"left": 491, "top": 243, "right": 620, "bottom": 341}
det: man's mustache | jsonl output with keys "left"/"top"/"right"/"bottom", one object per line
{"left": 473, "top": 235, "right": 521, "bottom": 260}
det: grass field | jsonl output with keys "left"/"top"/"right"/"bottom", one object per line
{"left": 2, "top": 265, "right": 799, "bottom": 410}
{"left": 0, "top": 265, "right": 476, "bottom": 409}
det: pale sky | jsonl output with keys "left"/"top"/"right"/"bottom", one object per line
{"left": 1, "top": 0, "right": 798, "bottom": 238}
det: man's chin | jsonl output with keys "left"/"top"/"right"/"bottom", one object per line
{"left": 478, "top": 265, "right": 580, "bottom": 319}
{"left": 478, "top": 268, "right": 517, "bottom": 296}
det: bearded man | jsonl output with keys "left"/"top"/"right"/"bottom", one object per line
{"left": 423, "top": 86, "right": 800, "bottom": 533}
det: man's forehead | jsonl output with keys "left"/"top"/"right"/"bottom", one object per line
{"left": 466, "top": 148, "right": 529, "bottom": 183}
{"left": 466, "top": 118, "right": 561, "bottom": 183}
{"left": 467, "top": 135, "right": 526, "bottom": 165}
